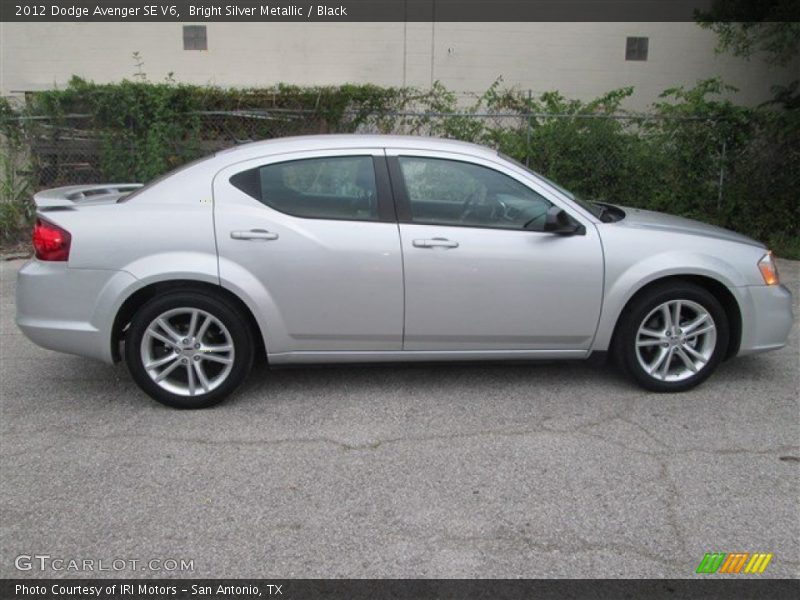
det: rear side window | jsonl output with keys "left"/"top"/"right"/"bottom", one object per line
{"left": 230, "top": 156, "right": 379, "bottom": 221}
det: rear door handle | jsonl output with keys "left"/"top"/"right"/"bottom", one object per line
{"left": 412, "top": 238, "right": 459, "bottom": 249}
{"left": 230, "top": 229, "right": 279, "bottom": 241}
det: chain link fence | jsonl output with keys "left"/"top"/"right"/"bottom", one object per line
{"left": 7, "top": 108, "right": 728, "bottom": 190}
{"left": 2, "top": 105, "right": 797, "bottom": 255}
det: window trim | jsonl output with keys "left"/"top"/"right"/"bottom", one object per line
{"left": 228, "top": 154, "right": 396, "bottom": 224}
{"left": 386, "top": 154, "right": 583, "bottom": 234}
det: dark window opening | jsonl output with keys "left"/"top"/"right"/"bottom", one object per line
{"left": 183, "top": 25, "right": 207, "bottom": 51}
{"left": 625, "top": 36, "right": 648, "bottom": 61}
{"left": 230, "top": 156, "right": 380, "bottom": 222}
{"left": 397, "top": 156, "right": 553, "bottom": 231}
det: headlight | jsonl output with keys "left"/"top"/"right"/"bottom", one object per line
{"left": 758, "top": 251, "right": 780, "bottom": 285}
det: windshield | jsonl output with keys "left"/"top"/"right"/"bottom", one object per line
{"left": 498, "top": 153, "right": 605, "bottom": 220}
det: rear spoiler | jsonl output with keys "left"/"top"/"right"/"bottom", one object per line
{"left": 33, "top": 183, "right": 142, "bottom": 209}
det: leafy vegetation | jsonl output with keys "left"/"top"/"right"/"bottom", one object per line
{"left": 695, "top": 0, "right": 800, "bottom": 66}
{"left": 0, "top": 97, "right": 33, "bottom": 242}
{"left": 695, "top": 0, "right": 800, "bottom": 109}
{"left": 1, "top": 76, "right": 798, "bottom": 257}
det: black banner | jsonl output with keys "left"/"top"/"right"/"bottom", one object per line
{"left": 0, "top": 0, "right": 733, "bottom": 23}
{"left": 2, "top": 579, "right": 800, "bottom": 600}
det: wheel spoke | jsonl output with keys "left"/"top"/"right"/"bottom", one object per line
{"left": 675, "top": 347, "right": 697, "bottom": 373}
{"left": 194, "top": 361, "right": 211, "bottom": 393}
{"left": 145, "top": 353, "right": 178, "bottom": 370}
{"left": 637, "top": 338, "right": 665, "bottom": 347}
{"left": 688, "top": 324, "right": 715, "bottom": 338}
{"left": 672, "top": 301, "right": 682, "bottom": 328}
{"left": 156, "top": 317, "right": 182, "bottom": 342}
{"left": 648, "top": 348, "right": 669, "bottom": 375}
{"left": 659, "top": 348, "right": 674, "bottom": 379}
{"left": 639, "top": 327, "right": 664, "bottom": 339}
{"left": 682, "top": 313, "right": 708, "bottom": 334}
{"left": 187, "top": 310, "right": 199, "bottom": 337}
{"left": 196, "top": 316, "right": 212, "bottom": 341}
{"left": 682, "top": 343, "right": 708, "bottom": 363}
{"left": 660, "top": 304, "right": 673, "bottom": 330}
{"left": 201, "top": 353, "right": 233, "bottom": 365}
{"left": 154, "top": 358, "right": 182, "bottom": 382}
{"left": 186, "top": 363, "right": 196, "bottom": 396}
{"left": 202, "top": 344, "right": 233, "bottom": 353}
{"left": 146, "top": 327, "right": 174, "bottom": 347}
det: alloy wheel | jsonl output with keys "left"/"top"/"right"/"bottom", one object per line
{"left": 139, "top": 307, "right": 235, "bottom": 396}
{"left": 635, "top": 299, "right": 717, "bottom": 382}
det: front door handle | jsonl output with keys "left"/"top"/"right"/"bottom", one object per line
{"left": 412, "top": 237, "right": 459, "bottom": 249}
{"left": 230, "top": 229, "right": 279, "bottom": 241}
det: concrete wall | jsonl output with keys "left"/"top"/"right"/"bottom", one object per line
{"left": 0, "top": 21, "right": 794, "bottom": 110}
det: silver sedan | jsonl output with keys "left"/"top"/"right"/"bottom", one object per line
{"left": 16, "top": 135, "right": 793, "bottom": 408}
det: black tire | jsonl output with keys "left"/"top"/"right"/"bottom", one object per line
{"left": 125, "top": 291, "right": 254, "bottom": 408}
{"left": 614, "top": 281, "right": 729, "bottom": 393}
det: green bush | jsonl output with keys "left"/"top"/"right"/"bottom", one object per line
{"left": 3, "top": 76, "right": 798, "bottom": 257}
{"left": 0, "top": 97, "right": 33, "bottom": 242}
{"left": 459, "top": 80, "right": 799, "bottom": 257}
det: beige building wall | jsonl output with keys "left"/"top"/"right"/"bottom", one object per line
{"left": 0, "top": 21, "right": 794, "bottom": 110}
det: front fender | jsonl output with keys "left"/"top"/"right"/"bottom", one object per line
{"left": 592, "top": 251, "right": 747, "bottom": 351}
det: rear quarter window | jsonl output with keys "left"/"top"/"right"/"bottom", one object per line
{"left": 230, "top": 155, "right": 379, "bottom": 221}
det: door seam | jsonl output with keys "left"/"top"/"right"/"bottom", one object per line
{"left": 383, "top": 148, "right": 408, "bottom": 350}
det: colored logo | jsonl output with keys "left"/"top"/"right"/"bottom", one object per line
{"left": 696, "top": 552, "right": 773, "bottom": 574}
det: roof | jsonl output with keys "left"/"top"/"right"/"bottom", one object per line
{"left": 214, "top": 134, "right": 499, "bottom": 161}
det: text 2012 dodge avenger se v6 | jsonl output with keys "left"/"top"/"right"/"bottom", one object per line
{"left": 16, "top": 136, "right": 793, "bottom": 408}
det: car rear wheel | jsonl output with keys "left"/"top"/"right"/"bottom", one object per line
{"left": 615, "top": 282, "right": 729, "bottom": 392}
{"left": 125, "top": 291, "right": 254, "bottom": 408}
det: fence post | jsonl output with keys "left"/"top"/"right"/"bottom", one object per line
{"left": 717, "top": 138, "right": 726, "bottom": 215}
{"left": 525, "top": 89, "right": 532, "bottom": 167}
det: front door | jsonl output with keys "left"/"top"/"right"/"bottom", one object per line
{"left": 387, "top": 151, "right": 604, "bottom": 352}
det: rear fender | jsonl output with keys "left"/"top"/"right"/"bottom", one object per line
{"left": 215, "top": 256, "right": 286, "bottom": 355}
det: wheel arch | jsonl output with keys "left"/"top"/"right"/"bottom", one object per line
{"left": 111, "top": 280, "right": 266, "bottom": 363}
{"left": 609, "top": 274, "right": 742, "bottom": 360}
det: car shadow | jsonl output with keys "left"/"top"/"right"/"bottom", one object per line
{"left": 233, "top": 357, "right": 629, "bottom": 404}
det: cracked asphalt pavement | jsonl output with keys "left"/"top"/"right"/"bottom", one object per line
{"left": 1, "top": 258, "right": 798, "bottom": 578}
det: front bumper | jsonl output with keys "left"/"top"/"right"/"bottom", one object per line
{"left": 15, "top": 260, "right": 138, "bottom": 363}
{"left": 736, "top": 283, "right": 794, "bottom": 355}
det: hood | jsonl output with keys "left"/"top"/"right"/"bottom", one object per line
{"left": 616, "top": 206, "right": 764, "bottom": 249}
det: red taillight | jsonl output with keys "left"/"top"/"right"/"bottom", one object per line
{"left": 32, "top": 218, "right": 71, "bottom": 261}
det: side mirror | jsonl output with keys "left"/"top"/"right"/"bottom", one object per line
{"left": 544, "top": 206, "right": 584, "bottom": 236}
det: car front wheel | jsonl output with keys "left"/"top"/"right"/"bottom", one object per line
{"left": 615, "top": 282, "right": 729, "bottom": 392}
{"left": 125, "top": 291, "right": 254, "bottom": 408}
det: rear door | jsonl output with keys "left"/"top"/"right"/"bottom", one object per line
{"left": 213, "top": 149, "right": 403, "bottom": 354}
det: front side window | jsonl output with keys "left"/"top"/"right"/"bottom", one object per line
{"left": 230, "top": 156, "right": 379, "bottom": 221}
{"left": 398, "top": 157, "right": 553, "bottom": 231}
{"left": 499, "top": 152, "right": 608, "bottom": 219}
